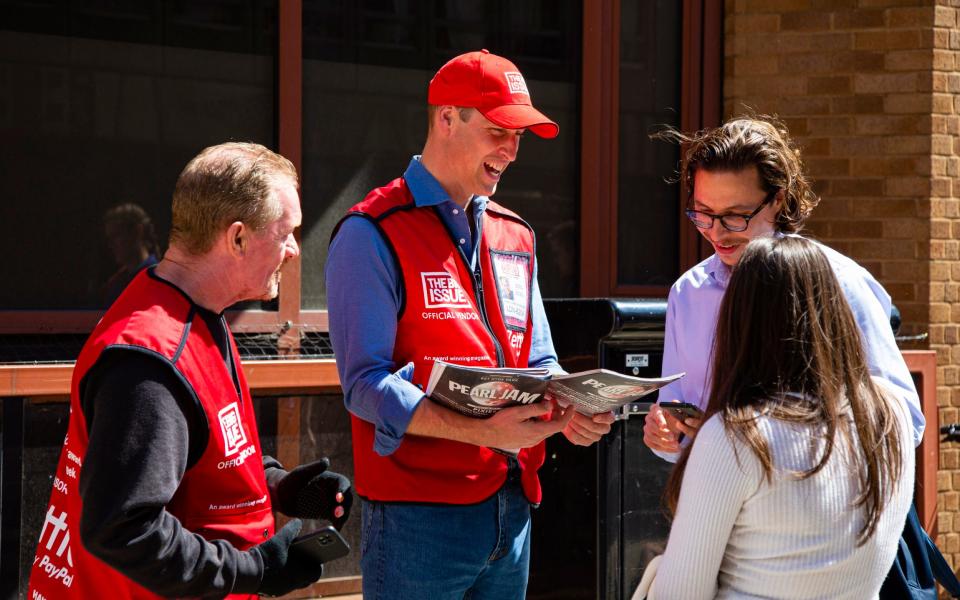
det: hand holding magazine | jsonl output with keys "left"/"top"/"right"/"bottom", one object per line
{"left": 425, "top": 360, "right": 684, "bottom": 419}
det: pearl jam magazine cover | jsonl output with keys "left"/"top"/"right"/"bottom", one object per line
{"left": 425, "top": 360, "right": 684, "bottom": 419}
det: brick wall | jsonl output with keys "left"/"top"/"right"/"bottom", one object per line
{"left": 725, "top": 0, "right": 960, "bottom": 572}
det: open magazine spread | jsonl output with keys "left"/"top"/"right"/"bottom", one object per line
{"left": 425, "top": 360, "right": 684, "bottom": 418}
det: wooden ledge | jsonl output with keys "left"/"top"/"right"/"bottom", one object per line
{"left": 0, "top": 359, "right": 341, "bottom": 399}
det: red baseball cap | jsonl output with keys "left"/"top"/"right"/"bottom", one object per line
{"left": 428, "top": 49, "right": 559, "bottom": 139}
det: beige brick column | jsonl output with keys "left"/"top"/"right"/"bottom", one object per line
{"left": 725, "top": 0, "right": 960, "bottom": 572}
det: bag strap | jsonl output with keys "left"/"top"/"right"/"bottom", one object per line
{"left": 926, "top": 530, "right": 960, "bottom": 597}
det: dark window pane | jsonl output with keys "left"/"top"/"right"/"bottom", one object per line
{"left": 617, "top": 0, "right": 682, "bottom": 287}
{"left": 300, "top": 0, "right": 581, "bottom": 309}
{"left": 0, "top": 1, "right": 277, "bottom": 309}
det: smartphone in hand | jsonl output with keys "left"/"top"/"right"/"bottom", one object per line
{"left": 659, "top": 401, "right": 704, "bottom": 423}
{"left": 291, "top": 525, "right": 351, "bottom": 564}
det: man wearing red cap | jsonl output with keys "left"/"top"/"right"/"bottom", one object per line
{"left": 327, "top": 50, "right": 614, "bottom": 599}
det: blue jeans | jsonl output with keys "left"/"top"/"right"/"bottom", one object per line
{"left": 360, "top": 467, "right": 531, "bottom": 600}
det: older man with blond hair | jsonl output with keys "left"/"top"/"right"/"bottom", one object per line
{"left": 30, "top": 142, "right": 350, "bottom": 599}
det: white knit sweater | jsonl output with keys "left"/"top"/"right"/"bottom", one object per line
{"left": 651, "top": 392, "right": 914, "bottom": 600}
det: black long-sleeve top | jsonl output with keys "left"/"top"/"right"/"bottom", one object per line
{"left": 77, "top": 307, "right": 283, "bottom": 598}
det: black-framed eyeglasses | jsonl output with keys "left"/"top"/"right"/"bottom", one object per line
{"left": 684, "top": 187, "right": 779, "bottom": 233}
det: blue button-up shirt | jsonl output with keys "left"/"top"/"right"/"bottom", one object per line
{"left": 326, "top": 156, "right": 561, "bottom": 456}
{"left": 656, "top": 237, "right": 925, "bottom": 462}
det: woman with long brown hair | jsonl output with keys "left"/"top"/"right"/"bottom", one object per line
{"left": 647, "top": 236, "right": 913, "bottom": 599}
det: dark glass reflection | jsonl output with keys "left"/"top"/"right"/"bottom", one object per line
{"left": 0, "top": 1, "right": 277, "bottom": 309}
{"left": 299, "top": 0, "right": 582, "bottom": 308}
{"left": 617, "top": 0, "right": 682, "bottom": 287}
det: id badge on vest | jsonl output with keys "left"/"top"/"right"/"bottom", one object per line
{"left": 490, "top": 250, "right": 530, "bottom": 331}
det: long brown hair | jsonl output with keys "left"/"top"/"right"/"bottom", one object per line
{"left": 663, "top": 236, "right": 903, "bottom": 545}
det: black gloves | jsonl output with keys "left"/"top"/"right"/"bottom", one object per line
{"left": 252, "top": 519, "right": 324, "bottom": 597}
{"left": 274, "top": 457, "right": 353, "bottom": 530}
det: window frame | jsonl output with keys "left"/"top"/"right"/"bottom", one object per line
{"left": 0, "top": 0, "right": 722, "bottom": 335}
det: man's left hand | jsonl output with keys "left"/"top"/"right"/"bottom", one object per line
{"left": 274, "top": 457, "right": 353, "bottom": 530}
{"left": 562, "top": 411, "right": 615, "bottom": 446}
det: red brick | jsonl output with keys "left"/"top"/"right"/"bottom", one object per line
{"left": 808, "top": 196, "right": 849, "bottom": 218}
{"left": 859, "top": 0, "right": 935, "bottom": 6}
{"left": 811, "top": 0, "right": 854, "bottom": 8}
{"left": 797, "top": 32, "right": 853, "bottom": 52}
{"left": 855, "top": 29, "right": 923, "bottom": 50}
{"left": 885, "top": 93, "right": 933, "bottom": 113}
{"left": 886, "top": 176, "right": 932, "bottom": 196}
{"left": 885, "top": 49, "right": 933, "bottom": 71}
{"left": 854, "top": 114, "right": 925, "bottom": 135}
{"left": 780, "top": 11, "right": 832, "bottom": 31}
{"left": 886, "top": 7, "right": 935, "bottom": 28}
{"left": 799, "top": 136, "right": 830, "bottom": 155}
{"left": 833, "top": 9, "right": 886, "bottom": 29}
{"left": 806, "top": 157, "right": 850, "bottom": 175}
{"left": 829, "top": 136, "right": 883, "bottom": 155}
{"left": 883, "top": 135, "right": 931, "bottom": 154}
{"left": 830, "top": 94, "right": 884, "bottom": 114}
{"left": 888, "top": 261, "right": 933, "bottom": 280}
{"left": 744, "top": 0, "right": 811, "bottom": 12}
{"left": 849, "top": 196, "right": 916, "bottom": 216}
{"left": 850, "top": 156, "right": 920, "bottom": 176}
{"left": 779, "top": 95, "right": 832, "bottom": 114}
{"left": 833, "top": 50, "right": 886, "bottom": 72}
{"left": 883, "top": 218, "right": 928, "bottom": 239}
{"left": 779, "top": 52, "right": 834, "bottom": 73}
{"left": 853, "top": 72, "right": 919, "bottom": 94}
{"left": 781, "top": 116, "right": 811, "bottom": 135}
{"left": 806, "top": 116, "right": 851, "bottom": 134}
{"left": 733, "top": 55, "right": 780, "bottom": 76}
{"left": 849, "top": 239, "right": 916, "bottom": 260}
{"left": 731, "top": 14, "right": 781, "bottom": 33}
{"left": 831, "top": 219, "right": 883, "bottom": 237}
{"left": 808, "top": 76, "right": 851, "bottom": 94}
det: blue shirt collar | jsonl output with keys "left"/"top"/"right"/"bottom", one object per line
{"left": 705, "top": 231, "right": 790, "bottom": 287}
{"left": 403, "top": 156, "right": 488, "bottom": 212}
{"left": 705, "top": 254, "right": 731, "bottom": 287}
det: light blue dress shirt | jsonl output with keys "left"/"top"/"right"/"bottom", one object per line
{"left": 326, "top": 156, "right": 561, "bottom": 456}
{"left": 656, "top": 237, "right": 925, "bottom": 462}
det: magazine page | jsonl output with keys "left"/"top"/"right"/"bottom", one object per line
{"left": 547, "top": 370, "right": 684, "bottom": 416}
{"left": 425, "top": 360, "right": 552, "bottom": 418}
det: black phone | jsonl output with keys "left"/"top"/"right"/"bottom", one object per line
{"left": 660, "top": 401, "right": 703, "bottom": 422}
{"left": 291, "top": 526, "right": 351, "bottom": 564}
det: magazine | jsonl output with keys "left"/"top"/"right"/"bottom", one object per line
{"left": 425, "top": 360, "right": 684, "bottom": 419}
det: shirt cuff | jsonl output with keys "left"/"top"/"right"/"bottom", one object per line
{"left": 232, "top": 546, "right": 265, "bottom": 594}
{"left": 372, "top": 365, "right": 428, "bottom": 457}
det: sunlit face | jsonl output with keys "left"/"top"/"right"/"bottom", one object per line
{"left": 242, "top": 182, "right": 301, "bottom": 301}
{"left": 445, "top": 109, "right": 524, "bottom": 201}
{"left": 691, "top": 167, "right": 780, "bottom": 267}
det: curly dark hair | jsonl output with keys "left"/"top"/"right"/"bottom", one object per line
{"left": 654, "top": 115, "right": 820, "bottom": 233}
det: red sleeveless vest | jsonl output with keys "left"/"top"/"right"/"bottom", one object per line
{"left": 341, "top": 177, "right": 545, "bottom": 504}
{"left": 29, "top": 270, "right": 273, "bottom": 600}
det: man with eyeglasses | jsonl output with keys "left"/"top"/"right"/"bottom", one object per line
{"left": 642, "top": 116, "right": 925, "bottom": 459}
